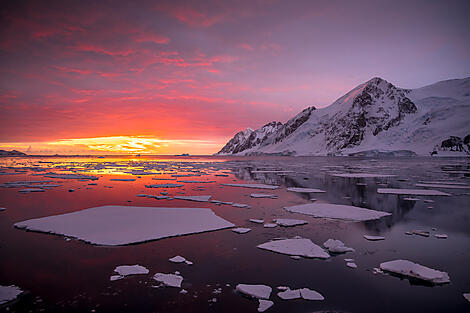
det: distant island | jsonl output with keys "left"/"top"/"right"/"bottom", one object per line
{"left": 0, "top": 150, "right": 27, "bottom": 157}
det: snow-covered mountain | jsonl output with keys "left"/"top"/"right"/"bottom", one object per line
{"left": 217, "top": 77, "right": 470, "bottom": 156}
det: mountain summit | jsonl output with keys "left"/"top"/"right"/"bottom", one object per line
{"left": 217, "top": 77, "right": 470, "bottom": 156}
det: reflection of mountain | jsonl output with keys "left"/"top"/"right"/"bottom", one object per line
{"left": 233, "top": 166, "right": 416, "bottom": 230}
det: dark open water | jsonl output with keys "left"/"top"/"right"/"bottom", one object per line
{"left": 0, "top": 155, "right": 469, "bottom": 313}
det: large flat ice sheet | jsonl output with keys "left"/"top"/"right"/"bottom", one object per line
{"left": 14, "top": 205, "right": 234, "bottom": 245}
{"left": 284, "top": 203, "right": 391, "bottom": 221}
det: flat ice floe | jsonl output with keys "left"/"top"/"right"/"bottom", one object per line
{"left": 14, "top": 205, "right": 234, "bottom": 245}
{"left": 284, "top": 203, "right": 391, "bottom": 221}
{"left": 110, "top": 178, "right": 136, "bottom": 181}
{"left": 153, "top": 273, "right": 183, "bottom": 288}
{"left": 377, "top": 188, "right": 451, "bottom": 196}
{"left": 415, "top": 183, "right": 470, "bottom": 190}
{"left": 287, "top": 187, "right": 325, "bottom": 193}
{"left": 323, "top": 239, "right": 354, "bottom": 253}
{"left": 113, "top": 264, "right": 149, "bottom": 279}
{"left": 44, "top": 173, "right": 98, "bottom": 180}
{"left": 0, "top": 285, "right": 23, "bottom": 305}
{"left": 221, "top": 183, "right": 279, "bottom": 190}
{"left": 250, "top": 193, "right": 277, "bottom": 198}
{"left": 258, "top": 299, "right": 274, "bottom": 312}
{"left": 174, "top": 195, "right": 211, "bottom": 202}
{"left": 249, "top": 219, "right": 264, "bottom": 224}
{"left": 232, "top": 227, "right": 252, "bottom": 234}
{"left": 331, "top": 173, "right": 396, "bottom": 178}
{"left": 274, "top": 219, "right": 308, "bottom": 227}
{"left": 364, "top": 235, "right": 385, "bottom": 241}
{"left": 19, "top": 188, "right": 45, "bottom": 193}
{"left": 379, "top": 260, "right": 450, "bottom": 284}
{"left": 277, "top": 287, "right": 324, "bottom": 301}
{"left": 145, "top": 183, "right": 184, "bottom": 188}
{"left": 236, "top": 284, "right": 272, "bottom": 299}
{"left": 257, "top": 238, "right": 329, "bottom": 259}
{"left": 464, "top": 293, "right": 470, "bottom": 303}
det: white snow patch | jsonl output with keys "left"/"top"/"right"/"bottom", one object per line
{"left": 285, "top": 203, "right": 391, "bottom": 221}
{"left": 379, "top": 259, "right": 450, "bottom": 284}
{"left": 257, "top": 238, "right": 329, "bottom": 259}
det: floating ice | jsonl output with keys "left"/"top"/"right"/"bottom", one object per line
{"left": 379, "top": 259, "right": 450, "bottom": 284}
{"left": 0, "top": 207, "right": 6, "bottom": 211}
{"left": 177, "top": 180, "right": 215, "bottom": 183}
{"left": 110, "top": 275, "right": 123, "bottom": 281}
{"left": 287, "top": 187, "right": 325, "bottom": 193}
{"left": 323, "top": 239, "right": 354, "bottom": 253}
{"left": 222, "top": 183, "right": 279, "bottom": 190}
{"left": 250, "top": 193, "right": 277, "bottom": 198}
{"left": 284, "top": 203, "right": 391, "bottom": 221}
{"left": 232, "top": 203, "right": 250, "bottom": 208}
{"left": 44, "top": 173, "right": 98, "bottom": 180}
{"left": 403, "top": 197, "right": 420, "bottom": 201}
{"left": 274, "top": 219, "right": 308, "bottom": 227}
{"left": 153, "top": 273, "right": 183, "bottom": 288}
{"left": 263, "top": 223, "right": 277, "bottom": 228}
{"left": 377, "top": 188, "right": 451, "bottom": 196}
{"left": 346, "top": 262, "right": 357, "bottom": 269}
{"left": 232, "top": 227, "right": 251, "bottom": 234}
{"left": 174, "top": 195, "right": 211, "bottom": 202}
{"left": 169, "top": 256, "right": 186, "bottom": 263}
{"left": 251, "top": 170, "right": 294, "bottom": 174}
{"left": 14, "top": 205, "right": 235, "bottom": 245}
{"left": 434, "top": 234, "right": 448, "bottom": 239}
{"left": 236, "top": 284, "right": 272, "bottom": 299}
{"left": 277, "top": 287, "right": 324, "bottom": 301}
{"left": 249, "top": 219, "right": 264, "bottom": 224}
{"left": 114, "top": 265, "right": 149, "bottom": 276}
{"left": 415, "top": 183, "right": 470, "bottom": 190}
{"left": 363, "top": 235, "right": 385, "bottom": 241}
{"left": 257, "top": 238, "right": 329, "bottom": 259}
{"left": 413, "top": 230, "right": 430, "bottom": 237}
{"left": 19, "top": 188, "right": 45, "bottom": 193}
{"left": 332, "top": 173, "right": 396, "bottom": 178}
{"left": 277, "top": 288, "right": 301, "bottom": 299}
{"left": 110, "top": 178, "right": 136, "bottom": 181}
{"left": 258, "top": 299, "right": 274, "bottom": 312}
{"left": 0, "top": 285, "right": 23, "bottom": 305}
{"left": 464, "top": 293, "right": 470, "bottom": 303}
{"left": 145, "top": 183, "right": 184, "bottom": 188}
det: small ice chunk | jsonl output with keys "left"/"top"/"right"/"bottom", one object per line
{"left": 423, "top": 199, "right": 435, "bottom": 203}
{"left": 232, "top": 203, "right": 250, "bottom": 208}
{"left": 136, "top": 194, "right": 149, "bottom": 197}
{"left": 287, "top": 187, "right": 325, "bottom": 193}
{"left": 344, "top": 258, "right": 354, "bottom": 262}
{"left": 274, "top": 219, "right": 308, "bottom": 227}
{"left": 174, "top": 195, "right": 211, "bottom": 202}
{"left": 236, "top": 284, "right": 272, "bottom": 299}
{"left": 346, "top": 262, "right": 357, "bottom": 269}
{"left": 377, "top": 188, "right": 451, "bottom": 196}
{"left": 434, "top": 234, "right": 448, "bottom": 239}
{"left": 277, "top": 288, "right": 301, "bottom": 300}
{"left": 250, "top": 193, "right": 277, "bottom": 198}
{"left": 290, "top": 256, "right": 301, "bottom": 260}
{"left": 110, "top": 178, "right": 136, "bottom": 181}
{"left": 363, "top": 235, "right": 385, "bottom": 241}
{"left": 221, "top": 183, "right": 279, "bottom": 190}
{"left": 145, "top": 183, "right": 184, "bottom": 188}
{"left": 263, "top": 223, "right": 277, "bottom": 228}
{"left": 258, "top": 299, "right": 274, "bottom": 312}
{"left": 153, "top": 273, "right": 183, "bottom": 288}
{"left": 232, "top": 227, "right": 251, "bottom": 234}
{"left": 19, "top": 188, "right": 45, "bottom": 193}
{"left": 277, "top": 286, "right": 289, "bottom": 290}
{"left": 413, "top": 230, "right": 430, "bottom": 237}
{"left": 184, "top": 260, "right": 193, "bottom": 265}
{"left": 415, "top": 183, "right": 470, "bottom": 190}
{"left": 403, "top": 197, "right": 420, "bottom": 201}
{"left": 114, "top": 265, "right": 149, "bottom": 276}
{"left": 372, "top": 267, "right": 384, "bottom": 275}
{"left": 332, "top": 173, "right": 396, "bottom": 178}
{"left": 180, "top": 289, "right": 188, "bottom": 294}
{"left": 379, "top": 259, "right": 450, "bottom": 284}
{"left": 169, "top": 256, "right": 186, "bottom": 263}
{"left": 257, "top": 238, "right": 329, "bottom": 259}
{"left": 300, "top": 288, "right": 324, "bottom": 301}
{"left": 323, "top": 239, "right": 354, "bottom": 253}
{"left": 249, "top": 219, "right": 264, "bottom": 224}
{"left": 110, "top": 275, "right": 124, "bottom": 281}
{"left": 285, "top": 203, "right": 390, "bottom": 221}
{"left": 0, "top": 207, "right": 6, "bottom": 211}
{"left": 463, "top": 293, "right": 470, "bottom": 302}
{"left": 0, "top": 285, "right": 23, "bottom": 305}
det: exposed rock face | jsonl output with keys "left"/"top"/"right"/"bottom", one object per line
{"left": 217, "top": 77, "right": 470, "bottom": 156}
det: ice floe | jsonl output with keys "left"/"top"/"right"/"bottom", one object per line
{"left": 232, "top": 227, "right": 252, "bottom": 234}
{"left": 415, "top": 183, "right": 470, "bottom": 190}
{"left": 257, "top": 238, "right": 329, "bottom": 259}
{"left": 44, "top": 173, "right": 98, "bottom": 180}
{"left": 14, "top": 205, "right": 234, "bottom": 245}
{"left": 174, "top": 195, "right": 211, "bottom": 202}
{"left": 153, "top": 273, "right": 183, "bottom": 288}
{"left": 232, "top": 203, "right": 250, "bottom": 208}
{"left": 332, "top": 173, "right": 395, "bottom": 178}
{"left": 434, "top": 234, "right": 448, "bottom": 239}
{"left": 346, "top": 262, "right": 358, "bottom": 269}
{"left": 257, "top": 299, "right": 274, "bottom": 312}
{"left": 363, "top": 235, "right": 385, "bottom": 241}
{"left": 250, "top": 193, "right": 277, "bottom": 198}
{"left": 0, "top": 285, "right": 23, "bottom": 305}
{"left": 379, "top": 260, "right": 450, "bottom": 284}
{"left": 19, "top": 188, "right": 45, "bottom": 193}
{"left": 274, "top": 219, "right": 308, "bottom": 227}
{"left": 284, "top": 203, "right": 391, "bottom": 221}
{"left": 263, "top": 223, "right": 277, "bottom": 228}
{"left": 221, "top": 183, "right": 279, "bottom": 190}
{"left": 114, "top": 265, "right": 149, "bottom": 276}
{"left": 463, "top": 293, "right": 470, "bottom": 303}
{"left": 277, "top": 287, "right": 324, "bottom": 301}
{"left": 377, "top": 188, "right": 451, "bottom": 196}
{"left": 323, "top": 239, "right": 354, "bottom": 253}
{"left": 110, "top": 178, "right": 136, "bottom": 181}
{"left": 249, "top": 219, "right": 264, "bottom": 224}
{"left": 145, "top": 183, "right": 184, "bottom": 188}
{"left": 169, "top": 256, "right": 186, "bottom": 263}
{"left": 287, "top": 187, "right": 325, "bottom": 193}
{"left": 236, "top": 284, "right": 272, "bottom": 299}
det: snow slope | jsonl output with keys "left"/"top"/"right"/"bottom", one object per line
{"left": 217, "top": 77, "right": 470, "bottom": 156}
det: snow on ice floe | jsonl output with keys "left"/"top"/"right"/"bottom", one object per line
{"left": 415, "top": 183, "right": 470, "bottom": 190}
{"left": 236, "top": 284, "right": 272, "bottom": 299}
{"left": 250, "top": 193, "right": 277, "bottom": 198}
{"left": 221, "top": 183, "right": 279, "bottom": 190}
{"left": 377, "top": 188, "right": 451, "bottom": 196}
{"left": 145, "top": 183, "right": 184, "bottom": 188}
{"left": 284, "top": 203, "right": 391, "bottom": 221}
{"left": 277, "top": 287, "right": 324, "bottom": 301}
{"left": 174, "top": 195, "right": 211, "bottom": 202}
{"left": 153, "top": 273, "right": 183, "bottom": 288}
{"left": 232, "top": 227, "right": 252, "bottom": 234}
{"left": 379, "top": 260, "right": 450, "bottom": 284}
{"left": 14, "top": 205, "right": 235, "bottom": 245}
{"left": 323, "top": 239, "right": 354, "bottom": 253}
{"left": 257, "top": 238, "right": 329, "bottom": 259}
{"left": 274, "top": 219, "right": 308, "bottom": 227}
{"left": 113, "top": 265, "right": 149, "bottom": 278}
{"left": 364, "top": 235, "right": 385, "bottom": 241}
{"left": 331, "top": 173, "right": 396, "bottom": 178}
{"left": 287, "top": 187, "right": 325, "bottom": 193}
{"left": 257, "top": 299, "right": 274, "bottom": 312}
{"left": 0, "top": 285, "right": 23, "bottom": 305}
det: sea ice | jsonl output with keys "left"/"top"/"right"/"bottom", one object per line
{"left": 174, "top": 195, "right": 211, "bottom": 202}
{"left": 169, "top": 256, "right": 186, "bottom": 263}
{"left": 363, "top": 235, "right": 385, "bottom": 241}
{"left": 232, "top": 227, "right": 252, "bottom": 234}
{"left": 114, "top": 265, "right": 149, "bottom": 276}
{"left": 323, "top": 239, "right": 354, "bottom": 253}
{"left": 153, "top": 273, "right": 183, "bottom": 288}
{"left": 19, "top": 188, "right": 45, "bottom": 193}
{"left": 274, "top": 219, "right": 308, "bottom": 227}
{"left": 284, "top": 203, "right": 391, "bottom": 221}
{"left": 44, "top": 173, "right": 98, "bottom": 180}
{"left": 257, "top": 238, "right": 330, "bottom": 259}
{"left": 415, "top": 183, "right": 470, "bottom": 190}
{"left": 0, "top": 207, "right": 6, "bottom": 211}
{"left": 232, "top": 203, "right": 250, "bottom": 208}
{"left": 250, "top": 193, "right": 277, "bottom": 198}
{"left": 14, "top": 205, "right": 235, "bottom": 245}
{"left": 110, "top": 275, "right": 124, "bottom": 281}
{"left": 236, "top": 284, "right": 272, "bottom": 299}
{"left": 145, "top": 183, "right": 184, "bottom": 188}
{"left": 463, "top": 293, "right": 470, "bottom": 303}
{"left": 434, "top": 234, "right": 448, "bottom": 239}
{"left": 263, "top": 223, "right": 277, "bottom": 228}
{"left": 110, "top": 178, "right": 136, "bottom": 181}
{"left": 332, "top": 173, "right": 396, "bottom": 178}
{"left": 0, "top": 285, "right": 23, "bottom": 305}
{"left": 249, "top": 219, "right": 264, "bottom": 224}
{"left": 177, "top": 180, "right": 215, "bottom": 183}
{"left": 300, "top": 288, "right": 324, "bottom": 300}
{"left": 379, "top": 260, "right": 450, "bottom": 284}
{"left": 346, "top": 262, "right": 357, "bottom": 269}
{"left": 377, "top": 188, "right": 451, "bottom": 196}
{"left": 287, "top": 187, "right": 325, "bottom": 193}
{"left": 258, "top": 299, "right": 274, "bottom": 312}
{"left": 277, "top": 288, "right": 301, "bottom": 299}
{"left": 221, "top": 183, "right": 279, "bottom": 190}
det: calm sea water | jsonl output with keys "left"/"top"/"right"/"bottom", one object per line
{"left": 0, "top": 155, "right": 469, "bottom": 313}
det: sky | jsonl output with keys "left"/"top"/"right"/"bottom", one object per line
{"left": 1, "top": 0, "right": 469, "bottom": 155}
